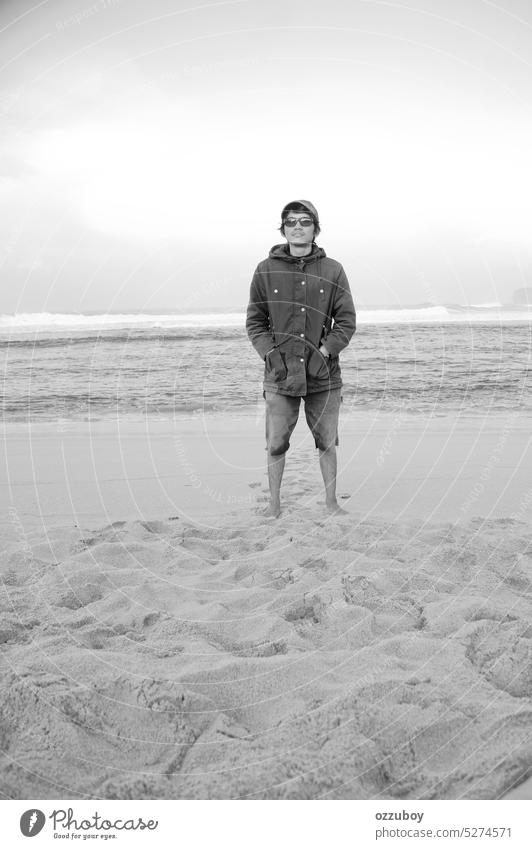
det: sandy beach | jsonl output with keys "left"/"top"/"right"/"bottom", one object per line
{"left": 1, "top": 410, "right": 531, "bottom": 799}
{"left": 3, "top": 0, "right": 532, "bottom": 812}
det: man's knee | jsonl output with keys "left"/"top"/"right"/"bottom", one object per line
{"left": 316, "top": 439, "right": 337, "bottom": 452}
{"left": 267, "top": 442, "right": 289, "bottom": 457}
{"left": 313, "top": 427, "right": 339, "bottom": 452}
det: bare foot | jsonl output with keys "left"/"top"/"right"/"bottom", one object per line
{"left": 259, "top": 502, "right": 282, "bottom": 518}
{"left": 325, "top": 500, "right": 349, "bottom": 515}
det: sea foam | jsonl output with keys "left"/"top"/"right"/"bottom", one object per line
{"left": 1, "top": 304, "right": 531, "bottom": 334}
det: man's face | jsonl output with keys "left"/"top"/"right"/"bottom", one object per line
{"left": 283, "top": 212, "right": 315, "bottom": 247}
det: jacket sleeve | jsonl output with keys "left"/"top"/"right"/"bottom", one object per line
{"left": 323, "top": 265, "right": 356, "bottom": 357}
{"left": 246, "top": 267, "right": 275, "bottom": 360}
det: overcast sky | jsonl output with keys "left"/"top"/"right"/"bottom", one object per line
{"left": 1, "top": 0, "right": 532, "bottom": 312}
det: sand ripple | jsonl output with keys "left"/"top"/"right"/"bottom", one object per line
{"left": 1, "top": 510, "right": 531, "bottom": 799}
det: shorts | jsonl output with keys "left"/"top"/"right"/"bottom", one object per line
{"left": 264, "top": 388, "right": 342, "bottom": 456}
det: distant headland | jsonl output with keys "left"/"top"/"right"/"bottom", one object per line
{"left": 513, "top": 287, "right": 532, "bottom": 304}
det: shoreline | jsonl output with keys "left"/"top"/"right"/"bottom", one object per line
{"left": 2, "top": 409, "right": 530, "bottom": 543}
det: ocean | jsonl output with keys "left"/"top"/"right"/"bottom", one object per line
{"left": 1, "top": 307, "right": 531, "bottom": 421}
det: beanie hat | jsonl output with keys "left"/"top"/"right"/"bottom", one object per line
{"left": 281, "top": 199, "right": 319, "bottom": 226}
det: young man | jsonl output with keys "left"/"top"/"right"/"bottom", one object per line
{"left": 246, "top": 200, "right": 356, "bottom": 517}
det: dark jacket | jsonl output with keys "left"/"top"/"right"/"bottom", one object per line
{"left": 246, "top": 242, "right": 356, "bottom": 396}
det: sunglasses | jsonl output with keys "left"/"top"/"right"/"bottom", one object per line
{"left": 283, "top": 217, "right": 314, "bottom": 228}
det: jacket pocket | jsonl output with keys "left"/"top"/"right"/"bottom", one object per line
{"left": 266, "top": 347, "right": 287, "bottom": 381}
{"left": 328, "top": 354, "right": 340, "bottom": 379}
{"left": 307, "top": 348, "right": 330, "bottom": 379}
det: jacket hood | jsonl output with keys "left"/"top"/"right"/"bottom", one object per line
{"left": 269, "top": 242, "right": 326, "bottom": 264}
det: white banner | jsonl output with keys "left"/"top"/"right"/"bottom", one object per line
{"left": 2, "top": 799, "right": 531, "bottom": 848}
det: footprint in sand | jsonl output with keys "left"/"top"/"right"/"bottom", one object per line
{"left": 0, "top": 621, "right": 26, "bottom": 644}
{"left": 84, "top": 627, "right": 115, "bottom": 650}
{"left": 101, "top": 521, "right": 127, "bottom": 531}
{"left": 140, "top": 520, "right": 169, "bottom": 535}
{"left": 180, "top": 537, "right": 226, "bottom": 562}
{"left": 57, "top": 583, "right": 103, "bottom": 610}
{"left": 70, "top": 537, "right": 98, "bottom": 553}
{"left": 299, "top": 556, "right": 328, "bottom": 571}
{"left": 283, "top": 595, "right": 325, "bottom": 625}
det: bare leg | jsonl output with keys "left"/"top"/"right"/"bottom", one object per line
{"left": 318, "top": 446, "right": 348, "bottom": 514}
{"left": 262, "top": 451, "right": 285, "bottom": 517}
